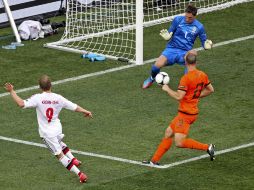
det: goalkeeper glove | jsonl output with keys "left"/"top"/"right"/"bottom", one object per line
{"left": 204, "top": 39, "right": 213, "bottom": 50}
{"left": 160, "top": 29, "right": 173, "bottom": 41}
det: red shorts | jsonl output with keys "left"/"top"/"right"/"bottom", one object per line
{"left": 170, "top": 112, "right": 198, "bottom": 135}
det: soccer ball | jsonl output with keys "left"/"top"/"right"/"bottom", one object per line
{"left": 155, "top": 72, "right": 170, "bottom": 85}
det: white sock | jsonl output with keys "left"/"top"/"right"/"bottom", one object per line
{"left": 65, "top": 151, "right": 75, "bottom": 160}
{"left": 70, "top": 165, "right": 80, "bottom": 175}
{"left": 61, "top": 142, "right": 75, "bottom": 160}
{"left": 59, "top": 155, "right": 80, "bottom": 175}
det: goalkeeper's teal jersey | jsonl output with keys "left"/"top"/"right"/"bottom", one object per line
{"left": 167, "top": 16, "right": 207, "bottom": 51}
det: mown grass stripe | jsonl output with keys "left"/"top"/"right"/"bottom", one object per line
{"left": 0, "top": 135, "right": 253, "bottom": 169}
{"left": 0, "top": 34, "right": 253, "bottom": 98}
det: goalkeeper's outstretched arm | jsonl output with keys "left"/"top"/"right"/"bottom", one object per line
{"left": 199, "top": 26, "right": 213, "bottom": 50}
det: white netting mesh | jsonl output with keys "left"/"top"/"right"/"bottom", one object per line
{"left": 45, "top": 0, "right": 252, "bottom": 63}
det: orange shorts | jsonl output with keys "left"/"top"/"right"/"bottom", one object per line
{"left": 170, "top": 112, "right": 198, "bottom": 135}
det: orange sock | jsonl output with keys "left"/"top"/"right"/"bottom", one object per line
{"left": 181, "top": 138, "right": 208, "bottom": 151}
{"left": 151, "top": 138, "right": 173, "bottom": 163}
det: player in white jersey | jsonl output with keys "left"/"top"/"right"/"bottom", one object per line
{"left": 5, "top": 75, "right": 93, "bottom": 183}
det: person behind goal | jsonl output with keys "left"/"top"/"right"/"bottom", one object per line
{"left": 5, "top": 75, "right": 93, "bottom": 183}
{"left": 143, "top": 51, "right": 215, "bottom": 165}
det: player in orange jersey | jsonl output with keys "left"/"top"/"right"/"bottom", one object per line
{"left": 143, "top": 50, "right": 215, "bottom": 165}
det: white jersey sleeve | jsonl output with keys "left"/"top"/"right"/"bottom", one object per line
{"left": 60, "top": 95, "right": 78, "bottom": 111}
{"left": 24, "top": 94, "right": 39, "bottom": 108}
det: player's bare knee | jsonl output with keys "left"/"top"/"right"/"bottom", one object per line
{"left": 175, "top": 136, "right": 185, "bottom": 147}
{"left": 164, "top": 127, "right": 173, "bottom": 138}
{"left": 155, "top": 55, "right": 167, "bottom": 68}
{"left": 175, "top": 140, "right": 184, "bottom": 148}
{"left": 174, "top": 134, "right": 186, "bottom": 147}
{"left": 56, "top": 152, "right": 64, "bottom": 160}
{"left": 155, "top": 61, "right": 163, "bottom": 68}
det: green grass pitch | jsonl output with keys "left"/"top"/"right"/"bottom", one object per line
{"left": 0, "top": 2, "right": 254, "bottom": 190}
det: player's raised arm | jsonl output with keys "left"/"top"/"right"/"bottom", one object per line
{"left": 160, "top": 29, "right": 173, "bottom": 41}
{"left": 159, "top": 16, "right": 179, "bottom": 41}
{"left": 4, "top": 83, "right": 24, "bottom": 108}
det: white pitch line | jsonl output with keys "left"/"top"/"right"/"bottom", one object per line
{"left": 0, "top": 135, "right": 157, "bottom": 167}
{"left": 0, "top": 64, "right": 137, "bottom": 98}
{"left": 144, "top": 34, "right": 254, "bottom": 64}
{"left": 0, "top": 34, "right": 254, "bottom": 98}
{"left": 160, "top": 142, "right": 254, "bottom": 169}
{"left": 0, "top": 135, "right": 254, "bottom": 169}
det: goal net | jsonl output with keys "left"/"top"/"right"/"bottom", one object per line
{"left": 45, "top": 0, "right": 251, "bottom": 64}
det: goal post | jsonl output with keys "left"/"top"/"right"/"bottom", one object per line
{"left": 2, "top": 0, "right": 21, "bottom": 43}
{"left": 44, "top": 0, "right": 253, "bottom": 65}
{"left": 136, "top": 0, "right": 144, "bottom": 65}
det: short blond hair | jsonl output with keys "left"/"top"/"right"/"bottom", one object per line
{"left": 39, "top": 75, "right": 51, "bottom": 91}
{"left": 186, "top": 53, "right": 197, "bottom": 65}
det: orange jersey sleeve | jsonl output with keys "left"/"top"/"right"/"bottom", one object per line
{"left": 178, "top": 69, "right": 210, "bottom": 115}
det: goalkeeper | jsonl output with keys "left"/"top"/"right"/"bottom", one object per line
{"left": 142, "top": 5, "right": 213, "bottom": 89}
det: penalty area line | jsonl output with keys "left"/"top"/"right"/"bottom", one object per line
{"left": 160, "top": 141, "right": 254, "bottom": 169}
{"left": 0, "top": 64, "right": 137, "bottom": 98}
{"left": 0, "top": 34, "right": 254, "bottom": 98}
{"left": 144, "top": 34, "right": 254, "bottom": 64}
{"left": 0, "top": 135, "right": 254, "bottom": 169}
